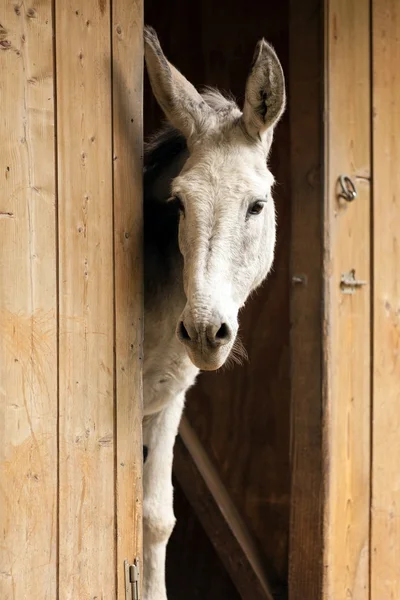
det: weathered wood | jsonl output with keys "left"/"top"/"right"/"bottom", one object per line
{"left": 288, "top": 2, "right": 324, "bottom": 598}
{"left": 112, "top": 1, "right": 144, "bottom": 597}
{"left": 56, "top": 1, "right": 115, "bottom": 597}
{"left": 324, "top": 0, "right": 371, "bottom": 597}
{"left": 371, "top": 2, "right": 400, "bottom": 598}
{"left": 0, "top": 2, "right": 57, "bottom": 600}
{"left": 0, "top": 2, "right": 143, "bottom": 598}
{"left": 0, "top": 2, "right": 57, "bottom": 599}
{"left": 175, "top": 417, "right": 274, "bottom": 600}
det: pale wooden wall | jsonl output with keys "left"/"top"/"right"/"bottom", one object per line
{"left": 371, "top": 1, "right": 400, "bottom": 597}
{"left": 324, "top": 0, "right": 372, "bottom": 597}
{"left": 0, "top": 2, "right": 143, "bottom": 599}
{"left": 0, "top": 2, "right": 58, "bottom": 597}
{"left": 290, "top": 1, "right": 400, "bottom": 599}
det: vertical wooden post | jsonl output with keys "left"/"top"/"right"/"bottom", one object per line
{"left": 324, "top": 1, "right": 371, "bottom": 597}
{"left": 0, "top": 2, "right": 58, "bottom": 598}
{"left": 56, "top": 1, "right": 143, "bottom": 598}
{"left": 290, "top": 1, "right": 372, "bottom": 598}
{"left": 371, "top": 2, "right": 400, "bottom": 598}
{"left": 112, "top": 1, "right": 144, "bottom": 598}
{"left": 56, "top": 1, "right": 116, "bottom": 597}
{"left": 289, "top": 1, "right": 324, "bottom": 598}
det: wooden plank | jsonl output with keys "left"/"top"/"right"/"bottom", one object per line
{"left": 324, "top": 0, "right": 371, "bottom": 597}
{"left": 56, "top": 1, "right": 115, "bottom": 597}
{"left": 288, "top": 2, "right": 324, "bottom": 598}
{"left": 0, "top": 3, "right": 57, "bottom": 599}
{"left": 371, "top": 2, "right": 400, "bottom": 598}
{"left": 175, "top": 417, "right": 275, "bottom": 600}
{"left": 112, "top": 1, "right": 144, "bottom": 597}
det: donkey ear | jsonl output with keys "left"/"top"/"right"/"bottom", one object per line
{"left": 242, "top": 39, "right": 286, "bottom": 150}
{"left": 144, "top": 27, "right": 215, "bottom": 140}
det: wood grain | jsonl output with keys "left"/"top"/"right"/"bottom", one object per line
{"left": 371, "top": 2, "right": 400, "bottom": 598}
{"left": 0, "top": 2, "right": 57, "bottom": 599}
{"left": 324, "top": 0, "right": 371, "bottom": 597}
{"left": 0, "top": 2, "right": 143, "bottom": 598}
{"left": 56, "top": 1, "right": 115, "bottom": 597}
{"left": 288, "top": 2, "right": 324, "bottom": 598}
{"left": 112, "top": 1, "right": 144, "bottom": 597}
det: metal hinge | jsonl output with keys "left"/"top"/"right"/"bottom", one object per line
{"left": 124, "top": 558, "right": 140, "bottom": 600}
{"left": 340, "top": 269, "right": 367, "bottom": 294}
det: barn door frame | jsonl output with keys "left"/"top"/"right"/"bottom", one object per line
{"left": 290, "top": 0, "right": 372, "bottom": 597}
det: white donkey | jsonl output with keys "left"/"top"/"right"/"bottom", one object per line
{"left": 142, "top": 26, "right": 285, "bottom": 600}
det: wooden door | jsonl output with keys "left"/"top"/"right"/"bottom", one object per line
{"left": 0, "top": 2, "right": 143, "bottom": 598}
{"left": 291, "top": 1, "right": 400, "bottom": 599}
{"left": 371, "top": 1, "right": 400, "bottom": 597}
{"left": 290, "top": 0, "right": 372, "bottom": 598}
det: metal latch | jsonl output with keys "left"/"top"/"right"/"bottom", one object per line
{"left": 125, "top": 559, "right": 140, "bottom": 600}
{"left": 340, "top": 269, "right": 367, "bottom": 294}
{"left": 338, "top": 174, "right": 357, "bottom": 202}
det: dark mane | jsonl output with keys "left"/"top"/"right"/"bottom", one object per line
{"left": 144, "top": 125, "right": 187, "bottom": 189}
{"left": 142, "top": 84, "right": 240, "bottom": 299}
{"left": 143, "top": 125, "right": 187, "bottom": 300}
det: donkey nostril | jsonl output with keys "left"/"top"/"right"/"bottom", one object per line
{"left": 215, "top": 323, "right": 230, "bottom": 340}
{"left": 179, "top": 321, "right": 191, "bottom": 341}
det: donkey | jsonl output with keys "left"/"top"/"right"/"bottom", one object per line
{"left": 142, "top": 26, "right": 285, "bottom": 600}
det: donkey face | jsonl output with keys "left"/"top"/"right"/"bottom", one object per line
{"left": 145, "top": 27, "right": 285, "bottom": 371}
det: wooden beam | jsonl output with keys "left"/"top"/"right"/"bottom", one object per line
{"left": 0, "top": 2, "right": 57, "bottom": 597}
{"left": 174, "top": 416, "right": 276, "bottom": 600}
{"left": 288, "top": 1, "right": 324, "bottom": 597}
{"left": 323, "top": 0, "right": 371, "bottom": 597}
{"left": 112, "top": 1, "right": 144, "bottom": 598}
{"left": 290, "top": 1, "right": 372, "bottom": 597}
{"left": 371, "top": 2, "right": 400, "bottom": 598}
{"left": 56, "top": 1, "right": 116, "bottom": 596}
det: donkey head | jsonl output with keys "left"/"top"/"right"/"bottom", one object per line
{"left": 144, "top": 27, "right": 285, "bottom": 371}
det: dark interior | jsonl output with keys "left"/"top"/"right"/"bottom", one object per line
{"left": 144, "top": 2, "right": 291, "bottom": 597}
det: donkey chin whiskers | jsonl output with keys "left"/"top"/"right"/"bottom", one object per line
{"left": 219, "top": 334, "right": 248, "bottom": 371}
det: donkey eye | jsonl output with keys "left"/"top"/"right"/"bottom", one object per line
{"left": 248, "top": 201, "right": 264, "bottom": 216}
{"left": 172, "top": 195, "right": 185, "bottom": 216}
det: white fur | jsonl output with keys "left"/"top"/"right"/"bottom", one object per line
{"left": 174, "top": 138, "right": 276, "bottom": 370}
{"left": 142, "top": 26, "right": 285, "bottom": 600}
